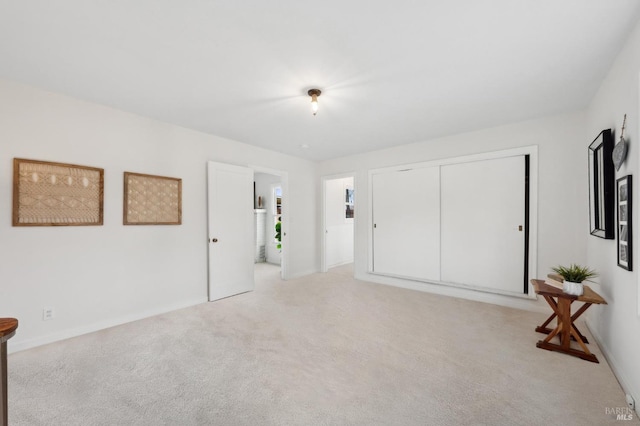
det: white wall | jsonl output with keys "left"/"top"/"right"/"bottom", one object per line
{"left": 585, "top": 18, "right": 640, "bottom": 407}
{"left": 254, "top": 172, "right": 281, "bottom": 265}
{"left": 319, "top": 111, "right": 588, "bottom": 311}
{"left": 0, "top": 79, "right": 317, "bottom": 352}
{"left": 325, "top": 177, "right": 354, "bottom": 268}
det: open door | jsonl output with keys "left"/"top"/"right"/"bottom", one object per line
{"left": 207, "top": 161, "right": 254, "bottom": 301}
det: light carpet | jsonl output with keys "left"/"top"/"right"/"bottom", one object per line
{"left": 8, "top": 263, "right": 636, "bottom": 425}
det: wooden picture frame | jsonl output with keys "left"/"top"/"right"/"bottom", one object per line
{"left": 13, "top": 158, "right": 104, "bottom": 226}
{"left": 617, "top": 175, "right": 632, "bottom": 271}
{"left": 123, "top": 172, "right": 182, "bottom": 225}
{"left": 588, "top": 129, "right": 615, "bottom": 239}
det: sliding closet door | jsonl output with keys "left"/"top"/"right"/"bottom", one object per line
{"left": 440, "top": 156, "right": 526, "bottom": 293}
{"left": 372, "top": 167, "right": 440, "bottom": 281}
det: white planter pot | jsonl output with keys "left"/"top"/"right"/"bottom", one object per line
{"left": 563, "top": 280, "right": 584, "bottom": 296}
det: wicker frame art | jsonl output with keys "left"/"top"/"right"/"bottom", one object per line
{"left": 12, "top": 158, "right": 104, "bottom": 226}
{"left": 123, "top": 172, "right": 182, "bottom": 225}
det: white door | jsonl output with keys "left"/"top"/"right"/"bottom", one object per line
{"left": 207, "top": 161, "right": 254, "bottom": 301}
{"left": 440, "top": 155, "right": 526, "bottom": 293}
{"left": 372, "top": 167, "right": 441, "bottom": 281}
{"left": 325, "top": 177, "right": 354, "bottom": 269}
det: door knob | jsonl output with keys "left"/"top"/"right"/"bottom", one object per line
{"left": 211, "top": 238, "right": 218, "bottom": 243}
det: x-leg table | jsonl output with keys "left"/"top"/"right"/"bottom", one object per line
{"left": 532, "top": 280, "right": 607, "bottom": 363}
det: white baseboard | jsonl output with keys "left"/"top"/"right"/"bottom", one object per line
{"left": 8, "top": 297, "right": 208, "bottom": 354}
{"left": 355, "top": 271, "right": 548, "bottom": 313}
{"left": 585, "top": 319, "right": 638, "bottom": 416}
{"left": 286, "top": 269, "right": 319, "bottom": 280}
{"left": 327, "top": 260, "right": 354, "bottom": 269}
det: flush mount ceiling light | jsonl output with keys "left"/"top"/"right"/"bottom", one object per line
{"left": 308, "top": 88, "right": 321, "bottom": 116}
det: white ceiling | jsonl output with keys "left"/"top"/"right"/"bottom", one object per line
{"left": 1, "top": 1, "right": 639, "bottom": 161}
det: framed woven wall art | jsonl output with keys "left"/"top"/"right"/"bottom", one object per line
{"left": 13, "top": 158, "right": 104, "bottom": 226}
{"left": 123, "top": 172, "right": 182, "bottom": 225}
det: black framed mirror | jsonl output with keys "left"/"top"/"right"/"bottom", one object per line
{"left": 589, "top": 129, "right": 614, "bottom": 239}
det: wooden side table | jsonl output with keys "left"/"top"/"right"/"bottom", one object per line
{"left": 532, "top": 280, "right": 606, "bottom": 363}
{"left": 0, "top": 318, "right": 18, "bottom": 426}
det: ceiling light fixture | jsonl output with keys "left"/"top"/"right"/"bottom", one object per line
{"left": 308, "top": 89, "right": 321, "bottom": 116}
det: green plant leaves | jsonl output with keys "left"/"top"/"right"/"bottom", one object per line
{"left": 551, "top": 264, "right": 598, "bottom": 283}
{"left": 275, "top": 217, "right": 281, "bottom": 250}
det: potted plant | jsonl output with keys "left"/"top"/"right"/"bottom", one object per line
{"left": 551, "top": 264, "right": 597, "bottom": 296}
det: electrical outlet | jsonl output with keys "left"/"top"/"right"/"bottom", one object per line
{"left": 627, "top": 394, "right": 635, "bottom": 411}
{"left": 43, "top": 307, "right": 55, "bottom": 321}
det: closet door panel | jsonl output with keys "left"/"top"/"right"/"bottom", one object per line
{"left": 372, "top": 167, "right": 440, "bottom": 281}
{"left": 440, "top": 156, "right": 525, "bottom": 293}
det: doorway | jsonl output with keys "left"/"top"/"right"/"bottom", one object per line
{"left": 207, "top": 162, "right": 288, "bottom": 303}
{"left": 252, "top": 166, "right": 288, "bottom": 281}
{"left": 321, "top": 174, "right": 356, "bottom": 273}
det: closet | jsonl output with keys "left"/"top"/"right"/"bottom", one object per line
{"left": 371, "top": 151, "right": 531, "bottom": 295}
